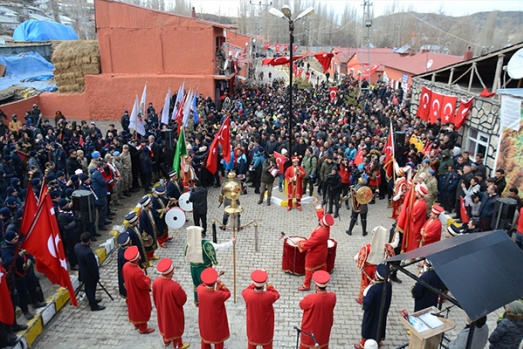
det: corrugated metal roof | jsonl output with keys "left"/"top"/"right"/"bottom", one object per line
{"left": 497, "top": 88, "right": 523, "bottom": 98}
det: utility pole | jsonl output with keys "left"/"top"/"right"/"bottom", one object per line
{"left": 360, "top": 0, "right": 373, "bottom": 91}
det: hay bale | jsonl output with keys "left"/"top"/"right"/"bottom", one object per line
{"left": 52, "top": 40, "right": 100, "bottom": 93}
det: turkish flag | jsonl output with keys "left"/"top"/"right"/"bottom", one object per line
{"left": 354, "top": 149, "right": 364, "bottom": 166}
{"left": 22, "top": 193, "right": 78, "bottom": 306}
{"left": 20, "top": 180, "right": 38, "bottom": 235}
{"left": 176, "top": 98, "right": 185, "bottom": 134}
{"left": 428, "top": 91, "right": 443, "bottom": 123}
{"left": 0, "top": 265, "right": 14, "bottom": 325}
{"left": 460, "top": 197, "right": 470, "bottom": 224}
{"left": 383, "top": 127, "right": 394, "bottom": 180}
{"left": 329, "top": 87, "right": 338, "bottom": 102}
{"left": 205, "top": 115, "right": 231, "bottom": 174}
{"left": 454, "top": 97, "right": 473, "bottom": 130}
{"left": 441, "top": 95, "right": 457, "bottom": 124}
{"left": 293, "top": 44, "right": 298, "bottom": 52}
{"left": 206, "top": 138, "right": 220, "bottom": 174}
{"left": 313, "top": 52, "right": 334, "bottom": 73}
{"left": 273, "top": 151, "right": 286, "bottom": 173}
{"left": 283, "top": 44, "right": 289, "bottom": 51}
{"left": 275, "top": 44, "right": 281, "bottom": 52}
{"left": 416, "top": 86, "right": 432, "bottom": 121}
{"left": 220, "top": 116, "right": 231, "bottom": 162}
{"left": 263, "top": 43, "right": 271, "bottom": 50}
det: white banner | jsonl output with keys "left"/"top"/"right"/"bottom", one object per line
{"left": 500, "top": 95, "right": 522, "bottom": 131}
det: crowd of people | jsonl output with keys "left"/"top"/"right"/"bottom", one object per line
{"left": 1, "top": 69, "right": 523, "bottom": 348}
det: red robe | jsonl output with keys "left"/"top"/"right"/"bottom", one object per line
{"left": 356, "top": 243, "right": 395, "bottom": 303}
{"left": 241, "top": 284, "right": 280, "bottom": 346}
{"left": 298, "top": 208, "right": 330, "bottom": 271}
{"left": 403, "top": 198, "right": 427, "bottom": 252}
{"left": 197, "top": 283, "right": 231, "bottom": 344}
{"left": 152, "top": 276, "right": 187, "bottom": 343}
{"left": 420, "top": 217, "right": 442, "bottom": 246}
{"left": 299, "top": 291, "right": 337, "bottom": 348}
{"left": 285, "top": 165, "right": 306, "bottom": 199}
{"left": 392, "top": 178, "right": 408, "bottom": 219}
{"left": 122, "top": 262, "right": 152, "bottom": 325}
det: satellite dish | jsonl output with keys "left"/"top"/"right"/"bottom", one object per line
{"left": 506, "top": 47, "right": 523, "bottom": 79}
{"left": 426, "top": 59, "right": 434, "bottom": 69}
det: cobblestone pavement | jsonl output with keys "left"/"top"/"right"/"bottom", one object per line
{"left": 33, "top": 184, "right": 502, "bottom": 349}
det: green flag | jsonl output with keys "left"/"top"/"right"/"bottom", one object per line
{"left": 172, "top": 128, "right": 186, "bottom": 174}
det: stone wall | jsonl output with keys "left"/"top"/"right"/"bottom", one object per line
{"left": 411, "top": 78, "right": 501, "bottom": 175}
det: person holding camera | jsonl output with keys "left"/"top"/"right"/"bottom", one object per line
{"left": 259, "top": 156, "right": 276, "bottom": 206}
{"left": 326, "top": 165, "right": 342, "bottom": 218}
{"left": 302, "top": 147, "right": 317, "bottom": 197}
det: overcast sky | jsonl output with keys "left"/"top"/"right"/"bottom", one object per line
{"left": 190, "top": 0, "right": 523, "bottom": 17}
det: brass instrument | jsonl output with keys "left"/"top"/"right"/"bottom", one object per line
{"left": 45, "top": 161, "right": 55, "bottom": 176}
{"left": 340, "top": 186, "right": 373, "bottom": 212}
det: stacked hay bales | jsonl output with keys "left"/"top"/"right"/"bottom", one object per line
{"left": 52, "top": 40, "right": 100, "bottom": 93}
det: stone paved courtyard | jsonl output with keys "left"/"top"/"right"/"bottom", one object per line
{"left": 33, "top": 184, "right": 503, "bottom": 349}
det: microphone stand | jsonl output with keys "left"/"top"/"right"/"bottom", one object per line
{"left": 294, "top": 326, "right": 319, "bottom": 348}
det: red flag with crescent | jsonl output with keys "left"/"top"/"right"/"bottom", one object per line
{"left": 460, "top": 197, "right": 470, "bottom": 224}
{"left": 273, "top": 151, "right": 286, "bottom": 173}
{"left": 329, "top": 87, "right": 338, "bottom": 102}
{"left": 22, "top": 193, "right": 78, "bottom": 306}
{"left": 263, "top": 43, "right": 271, "bottom": 50}
{"left": 283, "top": 44, "right": 289, "bottom": 51}
{"left": 454, "top": 97, "right": 473, "bottom": 130}
{"left": 313, "top": 52, "right": 334, "bottom": 73}
{"left": 275, "top": 44, "right": 281, "bottom": 52}
{"left": 428, "top": 91, "right": 443, "bottom": 123}
{"left": 416, "top": 86, "right": 432, "bottom": 121}
{"left": 293, "top": 44, "right": 299, "bottom": 52}
{"left": 441, "top": 95, "right": 457, "bottom": 124}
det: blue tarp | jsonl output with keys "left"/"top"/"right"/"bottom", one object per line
{"left": 13, "top": 20, "right": 78, "bottom": 42}
{"left": 0, "top": 51, "right": 56, "bottom": 92}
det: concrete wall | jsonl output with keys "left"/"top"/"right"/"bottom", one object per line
{"left": 411, "top": 78, "right": 500, "bottom": 174}
{"left": 0, "top": 95, "right": 39, "bottom": 121}
{"left": 0, "top": 43, "right": 52, "bottom": 61}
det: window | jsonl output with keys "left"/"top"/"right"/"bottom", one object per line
{"left": 466, "top": 128, "right": 489, "bottom": 157}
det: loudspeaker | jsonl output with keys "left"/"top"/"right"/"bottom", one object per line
{"left": 394, "top": 131, "right": 406, "bottom": 150}
{"left": 394, "top": 131, "right": 407, "bottom": 166}
{"left": 72, "top": 189, "right": 96, "bottom": 224}
{"left": 491, "top": 198, "right": 517, "bottom": 230}
{"left": 162, "top": 129, "right": 175, "bottom": 149}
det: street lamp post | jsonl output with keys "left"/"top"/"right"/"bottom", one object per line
{"left": 270, "top": 5, "right": 314, "bottom": 156}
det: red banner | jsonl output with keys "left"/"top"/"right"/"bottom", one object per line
{"left": 428, "top": 91, "right": 443, "bottom": 123}
{"left": 416, "top": 86, "right": 432, "bottom": 121}
{"left": 441, "top": 95, "right": 457, "bottom": 124}
{"left": 329, "top": 87, "right": 338, "bottom": 102}
{"left": 275, "top": 44, "right": 281, "bottom": 52}
{"left": 454, "top": 97, "right": 474, "bottom": 130}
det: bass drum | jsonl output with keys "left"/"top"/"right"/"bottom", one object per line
{"left": 327, "top": 238, "right": 337, "bottom": 274}
{"left": 282, "top": 236, "right": 306, "bottom": 275}
{"left": 165, "top": 207, "right": 186, "bottom": 229}
{"left": 178, "top": 192, "right": 193, "bottom": 212}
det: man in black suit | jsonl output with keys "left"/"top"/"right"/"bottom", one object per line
{"left": 74, "top": 232, "right": 105, "bottom": 311}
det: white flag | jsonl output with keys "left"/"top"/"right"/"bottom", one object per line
{"left": 139, "top": 83, "right": 147, "bottom": 118}
{"left": 182, "top": 89, "right": 194, "bottom": 127}
{"left": 129, "top": 94, "right": 145, "bottom": 136}
{"left": 160, "top": 87, "right": 171, "bottom": 126}
{"left": 171, "top": 81, "right": 185, "bottom": 120}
